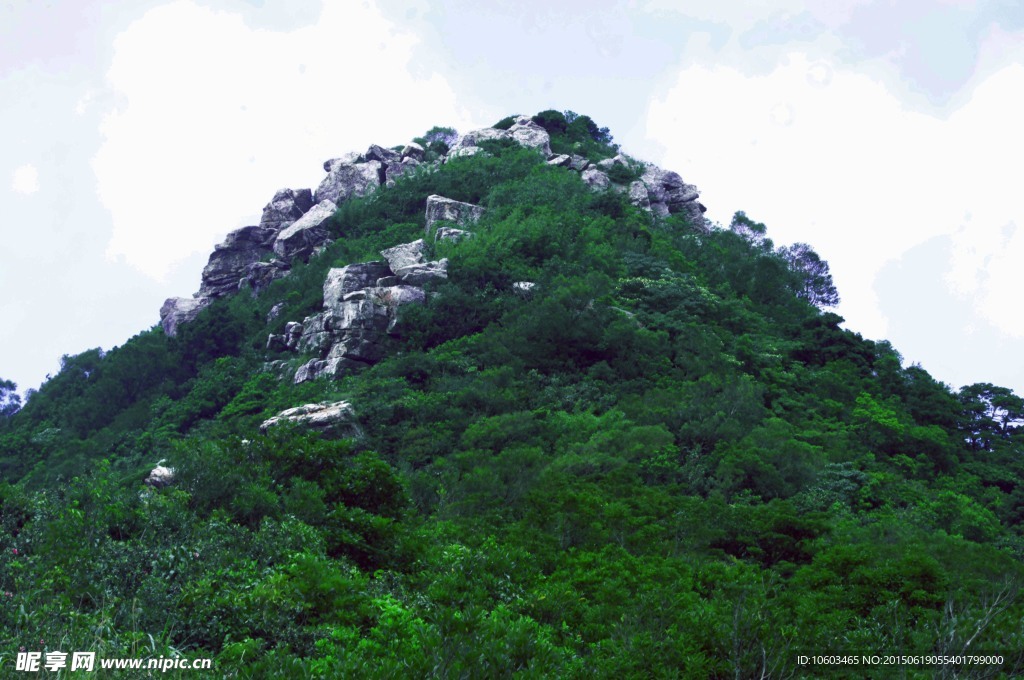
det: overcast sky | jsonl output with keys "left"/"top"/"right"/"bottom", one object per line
{"left": 2, "top": 0, "right": 1023, "bottom": 398}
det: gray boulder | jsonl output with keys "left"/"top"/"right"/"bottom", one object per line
{"left": 569, "top": 155, "right": 590, "bottom": 172}
{"left": 145, "top": 465, "right": 175, "bottom": 488}
{"left": 446, "top": 146, "right": 484, "bottom": 160}
{"left": 373, "top": 284, "right": 427, "bottom": 335}
{"left": 314, "top": 160, "right": 382, "bottom": 205}
{"left": 160, "top": 297, "right": 210, "bottom": 337}
{"left": 395, "top": 259, "right": 448, "bottom": 285}
{"left": 273, "top": 199, "right": 337, "bottom": 262}
{"left": 451, "top": 127, "right": 510, "bottom": 150}
{"left": 513, "top": 281, "right": 537, "bottom": 297}
{"left": 628, "top": 181, "right": 650, "bottom": 211}
{"left": 266, "top": 301, "right": 286, "bottom": 323}
{"left": 380, "top": 239, "right": 428, "bottom": 274}
{"left": 508, "top": 116, "right": 552, "bottom": 155}
{"left": 424, "top": 195, "right": 485, "bottom": 236}
{"left": 581, "top": 167, "right": 611, "bottom": 191}
{"left": 260, "top": 188, "right": 313, "bottom": 230}
{"left": 435, "top": 227, "right": 473, "bottom": 243}
{"left": 380, "top": 240, "right": 448, "bottom": 284}
{"left": 323, "top": 152, "right": 363, "bottom": 172}
{"left": 365, "top": 144, "right": 401, "bottom": 165}
{"left": 385, "top": 157, "right": 420, "bottom": 187}
{"left": 640, "top": 164, "right": 707, "bottom": 228}
{"left": 260, "top": 401, "right": 361, "bottom": 438}
{"left": 401, "top": 142, "right": 425, "bottom": 161}
{"left": 199, "top": 225, "right": 278, "bottom": 298}
{"left": 547, "top": 154, "right": 572, "bottom": 167}
{"left": 324, "top": 262, "right": 392, "bottom": 304}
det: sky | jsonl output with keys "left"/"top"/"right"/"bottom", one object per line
{"left": 2, "top": 0, "right": 1023, "bottom": 398}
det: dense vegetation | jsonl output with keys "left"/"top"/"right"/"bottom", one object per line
{"left": 2, "top": 112, "right": 1024, "bottom": 677}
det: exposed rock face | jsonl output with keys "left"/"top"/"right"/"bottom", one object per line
{"left": 273, "top": 199, "right": 337, "bottom": 262}
{"left": 260, "top": 401, "right": 361, "bottom": 438}
{"left": 315, "top": 160, "right": 382, "bottom": 204}
{"left": 627, "top": 181, "right": 650, "bottom": 211}
{"left": 145, "top": 465, "right": 175, "bottom": 488}
{"left": 287, "top": 259, "right": 432, "bottom": 383}
{"left": 260, "top": 188, "right": 313, "bottom": 230}
{"left": 324, "top": 261, "right": 392, "bottom": 300}
{"left": 424, "top": 195, "right": 485, "bottom": 236}
{"left": 198, "top": 225, "right": 278, "bottom": 298}
{"left": 244, "top": 259, "right": 291, "bottom": 294}
{"left": 274, "top": 233, "right": 459, "bottom": 383}
{"left": 160, "top": 297, "right": 211, "bottom": 337}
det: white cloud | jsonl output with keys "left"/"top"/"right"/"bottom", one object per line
{"left": 93, "top": 0, "right": 468, "bottom": 280}
{"left": 11, "top": 164, "right": 39, "bottom": 194}
{"left": 645, "top": 53, "right": 1024, "bottom": 341}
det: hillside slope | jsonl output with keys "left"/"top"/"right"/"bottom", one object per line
{"left": 2, "top": 110, "right": 1024, "bottom": 677}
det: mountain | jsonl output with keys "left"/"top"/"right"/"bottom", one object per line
{"left": 1, "top": 110, "right": 1023, "bottom": 676}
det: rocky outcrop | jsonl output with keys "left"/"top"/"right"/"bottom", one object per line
{"left": 450, "top": 116, "right": 551, "bottom": 156}
{"left": 639, "top": 165, "right": 707, "bottom": 227}
{"left": 385, "top": 157, "right": 421, "bottom": 187}
{"left": 401, "top": 142, "right": 424, "bottom": 161}
{"left": 274, "top": 226, "right": 459, "bottom": 383}
{"left": 244, "top": 259, "right": 291, "bottom": 294}
{"left": 628, "top": 181, "right": 650, "bottom": 211}
{"left": 283, "top": 258, "right": 435, "bottom": 383}
{"left": 198, "top": 225, "right": 278, "bottom": 298}
{"left": 273, "top": 199, "right": 337, "bottom": 262}
{"left": 381, "top": 239, "right": 448, "bottom": 285}
{"left": 260, "top": 401, "right": 361, "bottom": 438}
{"left": 364, "top": 144, "right": 401, "bottom": 166}
{"left": 160, "top": 297, "right": 211, "bottom": 337}
{"left": 260, "top": 188, "right": 313, "bottom": 230}
{"left": 159, "top": 113, "right": 710, "bottom": 339}
{"left": 424, "top": 195, "right": 485, "bottom": 236}
{"left": 315, "top": 160, "right": 382, "bottom": 205}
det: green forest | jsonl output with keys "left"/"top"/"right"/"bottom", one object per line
{"left": 2, "top": 111, "right": 1023, "bottom": 678}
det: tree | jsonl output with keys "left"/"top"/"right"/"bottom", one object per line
{"left": 414, "top": 126, "right": 459, "bottom": 157}
{"left": 0, "top": 378, "right": 20, "bottom": 418}
{"left": 729, "top": 211, "right": 769, "bottom": 249}
{"left": 778, "top": 242, "right": 840, "bottom": 308}
{"left": 958, "top": 383, "right": 1024, "bottom": 450}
